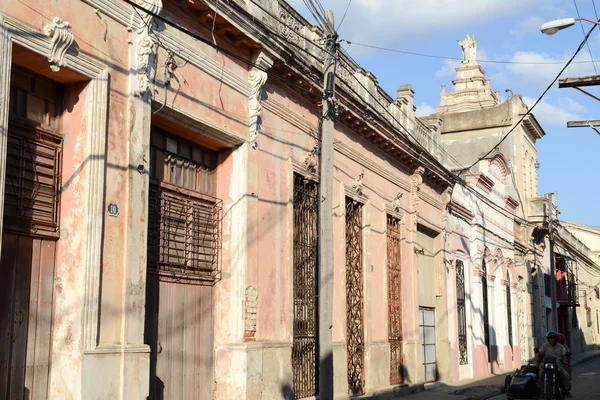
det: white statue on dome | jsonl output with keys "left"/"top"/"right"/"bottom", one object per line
{"left": 457, "top": 34, "right": 477, "bottom": 65}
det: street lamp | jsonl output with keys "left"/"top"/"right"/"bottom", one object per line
{"left": 541, "top": 17, "right": 600, "bottom": 35}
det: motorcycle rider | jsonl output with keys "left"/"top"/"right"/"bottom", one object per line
{"left": 557, "top": 333, "right": 573, "bottom": 378}
{"left": 537, "top": 331, "right": 572, "bottom": 397}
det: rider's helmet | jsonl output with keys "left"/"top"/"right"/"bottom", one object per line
{"left": 546, "top": 331, "right": 558, "bottom": 341}
{"left": 557, "top": 333, "right": 566, "bottom": 344}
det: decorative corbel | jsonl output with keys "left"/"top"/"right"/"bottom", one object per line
{"left": 391, "top": 192, "right": 403, "bottom": 213}
{"left": 248, "top": 51, "right": 274, "bottom": 149}
{"left": 44, "top": 17, "right": 74, "bottom": 72}
{"left": 352, "top": 171, "right": 365, "bottom": 195}
{"left": 135, "top": 0, "right": 163, "bottom": 97}
{"left": 302, "top": 143, "right": 319, "bottom": 173}
{"left": 440, "top": 186, "right": 453, "bottom": 229}
{"left": 410, "top": 166, "right": 425, "bottom": 229}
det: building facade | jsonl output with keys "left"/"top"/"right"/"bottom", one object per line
{"left": 445, "top": 153, "right": 520, "bottom": 382}
{"left": 0, "top": 0, "right": 465, "bottom": 399}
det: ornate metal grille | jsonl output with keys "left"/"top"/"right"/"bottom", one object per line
{"left": 481, "top": 260, "right": 490, "bottom": 361}
{"left": 292, "top": 173, "right": 318, "bottom": 399}
{"left": 345, "top": 198, "right": 364, "bottom": 396}
{"left": 456, "top": 260, "right": 468, "bottom": 365}
{"left": 387, "top": 215, "right": 403, "bottom": 384}
{"left": 507, "top": 276, "right": 513, "bottom": 347}
{"left": 4, "top": 120, "right": 62, "bottom": 238}
{"left": 147, "top": 180, "right": 222, "bottom": 284}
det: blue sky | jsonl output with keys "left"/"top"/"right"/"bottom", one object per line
{"left": 290, "top": 0, "right": 600, "bottom": 227}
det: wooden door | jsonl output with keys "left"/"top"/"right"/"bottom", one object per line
{"left": 145, "top": 275, "right": 214, "bottom": 400}
{"left": 0, "top": 234, "right": 56, "bottom": 400}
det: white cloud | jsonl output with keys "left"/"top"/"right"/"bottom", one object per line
{"left": 287, "top": 0, "right": 543, "bottom": 47}
{"left": 510, "top": 16, "right": 546, "bottom": 37}
{"left": 522, "top": 96, "right": 589, "bottom": 127}
{"left": 506, "top": 51, "right": 598, "bottom": 87}
{"left": 435, "top": 59, "right": 461, "bottom": 78}
{"left": 415, "top": 103, "right": 436, "bottom": 117}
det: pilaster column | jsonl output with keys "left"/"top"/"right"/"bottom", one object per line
{"left": 0, "top": 18, "right": 12, "bottom": 257}
{"left": 404, "top": 166, "right": 424, "bottom": 383}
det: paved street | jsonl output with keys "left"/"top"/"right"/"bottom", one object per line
{"left": 488, "top": 356, "right": 600, "bottom": 400}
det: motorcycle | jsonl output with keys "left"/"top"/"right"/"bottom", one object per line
{"left": 505, "top": 360, "right": 539, "bottom": 399}
{"left": 505, "top": 349, "right": 567, "bottom": 400}
{"left": 541, "top": 355, "right": 566, "bottom": 400}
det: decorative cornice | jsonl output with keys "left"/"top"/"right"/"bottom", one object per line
{"left": 418, "top": 190, "right": 443, "bottom": 210}
{"left": 466, "top": 172, "right": 495, "bottom": 194}
{"left": 262, "top": 98, "right": 317, "bottom": 136}
{"left": 292, "top": 158, "right": 319, "bottom": 182}
{"left": 344, "top": 183, "right": 368, "bottom": 204}
{"left": 504, "top": 195, "right": 519, "bottom": 212}
{"left": 334, "top": 141, "right": 411, "bottom": 192}
{"left": 44, "top": 17, "right": 74, "bottom": 72}
{"left": 449, "top": 200, "right": 475, "bottom": 222}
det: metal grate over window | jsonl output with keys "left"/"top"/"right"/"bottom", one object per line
{"left": 147, "top": 180, "right": 222, "bottom": 284}
{"left": 345, "top": 198, "right": 365, "bottom": 396}
{"left": 291, "top": 173, "right": 319, "bottom": 399}
{"left": 387, "top": 215, "right": 403, "bottom": 384}
{"left": 456, "top": 260, "right": 468, "bottom": 365}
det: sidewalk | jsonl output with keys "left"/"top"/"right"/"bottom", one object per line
{"left": 357, "top": 349, "right": 600, "bottom": 400}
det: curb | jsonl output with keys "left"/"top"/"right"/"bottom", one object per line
{"left": 572, "top": 351, "right": 600, "bottom": 367}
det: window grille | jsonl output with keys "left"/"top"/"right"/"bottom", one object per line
{"left": 456, "top": 260, "right": 468, "bottom": 365}
{"left": 292, "top": 173, "right": 318, "bottom": 398}
{"left": 387, "top": 215, "right": 403, "bottom": 383}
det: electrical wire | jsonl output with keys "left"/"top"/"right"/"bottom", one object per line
{"left": 337, "top": 0, "right": 352, "bottom": 31}
{"left": 573, "top": 0, "right": 599, "bottom": 74}
{"left": 123, "top": 0, "right": 324, "bottom": 98}
{"left": 134, "top": 0, "right": 535, "bottom": 224}
{"left": 460, "top": 21, "right": 599, "bottom": 173}
{"left": 344, "top": 41, "right": 600, "bottom": 65}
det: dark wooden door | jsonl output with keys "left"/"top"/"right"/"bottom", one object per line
{"left": 0, "top": 234, "right": 56, "bottom": 400}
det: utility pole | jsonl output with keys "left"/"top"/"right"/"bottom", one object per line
{"left": 318, "top": 9, "right": 337, "bottom": 400}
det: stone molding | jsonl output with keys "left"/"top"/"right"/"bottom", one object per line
{"left": 1, "top": 15, "right": 109, "bottom": 352}
{"left": 466, "top": 172, "right": 494, "bottom": 194}
{"left": 262, "top": 97, "right": 318, "bottom": 136}
{"left": 334, "top": 140, "right": 411, "bottom": 192}
{"left": 291, "top": 156, "right": 319, "bottom": 182}
{"left": 449, "top": 200, "right": 475, "bottom": 222}
{"left": 504, "top": 195, "right": 519, "bottom": 212}
{"left": 343, "top": 182, "right": 368, "bottom": 204}
{"left": 83, "top": 0, "right": 252, "bottom": 96}
{"left": 151, "top": 98, "right": 246, "bottom": 147}
{"left": 43, "top": 17, "right": 74, "bottom": 72}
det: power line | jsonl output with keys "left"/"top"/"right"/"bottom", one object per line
{"left": 123, "top": 0, "right": 325, "bottom": 98}
{"left": 573, "top": 0, "right": 599, "bottom": 74}
{"left": 337, "top": 0, "right": 352, "bottom": 31}
{"left": 344, "top": 41, "right": 600, "bottom": 65}
{"left": 337, "top": 50, "right": 530, "bottom": 223}
{"left": 460, "top": 22, "right": 598, "bottom": 173}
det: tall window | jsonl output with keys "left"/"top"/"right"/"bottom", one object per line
{"left": 387, "top": 215, "right": 403, "bottom": 384}
{"left": 456, "top": 260, "right": 468, "bottom": 365}
{"left": 507, "top": 275, "right": 513, "bottom": 347}
{"left": 345, "top": 198, "right": 364, "bottom": 395}
{"left": 292, "top": 173, "right": 319, "bottom": 398}
{"left": 544, "top": 274, "right": 552, "bottom": 297}
{"left": 482, "top": 259, "right": 491, "bottom": 361}
{"left": 147, "top": 128, "right": 222, "bottom": 282}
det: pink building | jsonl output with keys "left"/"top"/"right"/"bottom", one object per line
{"left": 0, "top": 0, "right": 465, "bottom": 399}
